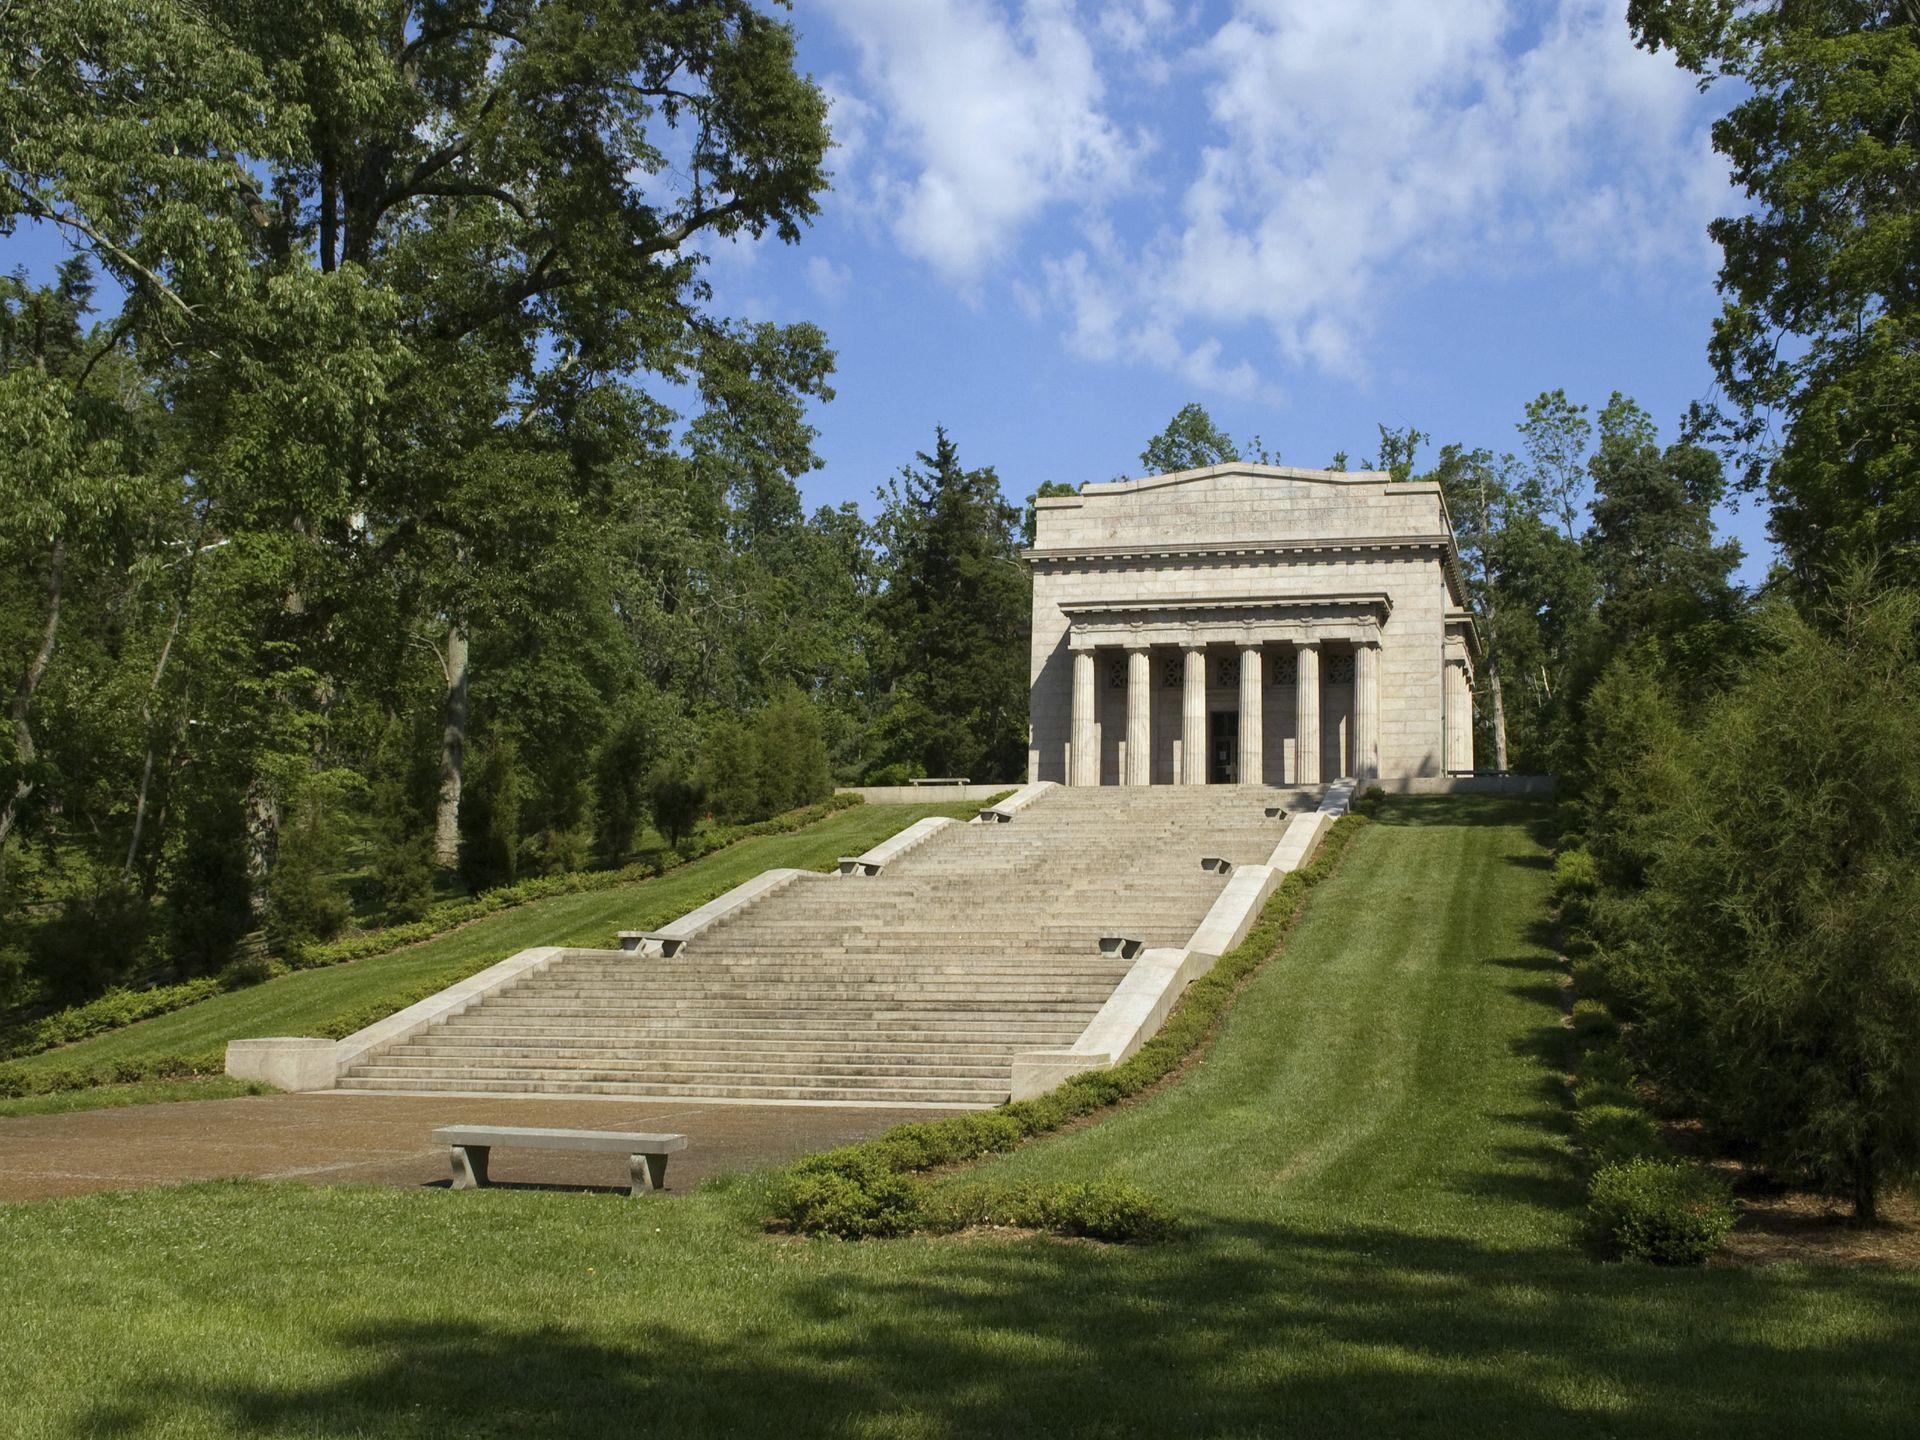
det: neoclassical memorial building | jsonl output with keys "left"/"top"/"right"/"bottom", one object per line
{"left": 1026, "top": 463, "right": 1476, "bottom": 786}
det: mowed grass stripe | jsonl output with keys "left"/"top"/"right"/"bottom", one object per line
{"left": 964, "top": 798, "right": 1569, "bottom": 1241}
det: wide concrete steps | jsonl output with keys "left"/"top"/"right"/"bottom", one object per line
{"left": 335, "top": 785, "right": 1313, "bottom": 1105}
{"left": 334, "top": 1075, "right": 1005, "bottom": 1104}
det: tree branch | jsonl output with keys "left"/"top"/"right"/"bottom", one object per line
{"left": 398, "top": 19, "right": 522, "bottom": 76}
{"left": 405, "top": 179, "right": 531, "bottom": 221}
{"left": 2, "top": 181, "right": 194, "bottom": 316}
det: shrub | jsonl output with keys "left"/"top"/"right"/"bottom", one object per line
{"left": 166, "top": 796, "right": 253, "bottom": 976}
{"left": 768, "top": 1150, "right": 925, "bottom": 1239}
{"left": 1587, "top": 1157, "right": 1735, "bottom": 1264}
{"left": 1571, "top": 1075, "right": 1640, "bottom": 1111}
{"left": 1575, "top": 1103, "right": 1666, "bottom": 1166}
{"left": 647, "top": 767, "right": 706, "bottom": 853}
{"left": 0, "top": 941, "right": 31, "bottom": 1010}
{"left": 755, "top": 687, "right": 833, "bottom": 816}
{"left": 264, "top": 789, "right": 351, "bottom": 961}
{"left": 1570, "top": 997, "right": 1616, "bottom": 1046}
{"left": 1580, "top": 1042, "right": 1637, "bottom": 1088}
{"left": 1552, "top": 846, "right": 1600, "bottom": 907}
{"left": 591, "top": 701, "right": 656, "bottom": 866}
{"left": 30, "top": 880, "right": 152, "bottom": 1004}
{"left": 458, "top": 735, "right": 523, "bottom": 893}
{"left": 700, "top": 719, "right": 760, "bottom": 824}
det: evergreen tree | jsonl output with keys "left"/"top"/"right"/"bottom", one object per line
{"left": 869, "top": 430, "right": 1030, "bottom": 782}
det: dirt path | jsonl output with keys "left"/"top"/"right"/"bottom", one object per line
{"left": 0, "top": 1092, "right": 951, "bottom": 1202}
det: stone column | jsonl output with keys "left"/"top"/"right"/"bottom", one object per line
{"left": 1071, "top": 647, "right": 1098, "bottom": 786}
{"left": 1294, "top": 641, "right": 1321, "bottom": 786}
{"left": 1125, "top": 645, "right": 1151, "bottom": 786}
{"left": 1444, "top": 658, "right": 1473, "bottom": 774}
{"left": 1238, "top": 643, "right": 1263, "bottom": 786}
{"left": 1354, "top": 641, "right": 1380, "bottom": 781}
{"left": 1182, "top": 644, "right": 1206, "bottom": 785}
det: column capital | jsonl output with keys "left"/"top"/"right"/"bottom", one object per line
{"left": 1122, "top": 632, "right": 1152, "bottom": 652}
{"left": 1295, "top": 636, "right": 1322, "bottom": 652}
{"left": 1068, "top": 630, "right": 1099, "bottom": 654}
{"left": 1236, "top": 637, "right": 1263, "bottom": 653}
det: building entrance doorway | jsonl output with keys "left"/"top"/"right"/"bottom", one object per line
{"left": 1208, "top": 711, "right": 1239, "bottom": 784}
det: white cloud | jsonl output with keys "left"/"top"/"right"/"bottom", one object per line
{"left": 807, "top": 256, "right": 853, "bottom": 302}
{"left": 824, "top": 0, "right": 1729, "bottom": 393}
{"left": 819, "top": 0, "right": 1138, "bottom": 280}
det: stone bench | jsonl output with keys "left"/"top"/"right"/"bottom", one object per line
{"left": 433, "top": 1124, "right": 687, "bottom": 1196}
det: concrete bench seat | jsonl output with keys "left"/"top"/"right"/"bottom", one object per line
{"left": 433, "top": 1124, "right": 687, "bottom": 1195}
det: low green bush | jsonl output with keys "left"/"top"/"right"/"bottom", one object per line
{"left": 0, "top": 1049, "right": 222, "bottom": 1099}
{"left": 1587, "top": 1156, "right": 1735, "bottom": 1264}
{"left": 926, "top": 1180, "right": 1178, "bottom": 1243}
{"left": 1552, "top": 846, "right": 1599, "bottom": 906}
{"left": 1571, "top": 1075, "right": 1641, "bottom": 1111}
{"left": 1579, "top": 1042, "right": 1638, "bottom": 1088}
{"left": 765, "top": 813, "right": 1369, "bottom": 1239}
{"left": 1570, "top": 997, "right": 1616, "bottom": 1046}
{"left": 1575, "top": 1102, "right": 1666, "bottom": 1166}
{"left": 767, "top": 1149, "right": 925, "bottom": 1239}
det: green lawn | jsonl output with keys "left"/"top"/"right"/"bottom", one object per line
{"left": 0, "top": 1076, "right": 271, "bottom": 1118}
{"left": 3, "top": 797, "right": 1915, "bottom": 1437}
{"left": 14, "top": 800, "right": 985, "bottom": 1080}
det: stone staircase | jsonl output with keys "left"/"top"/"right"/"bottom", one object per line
{"left": 335, "top": 786, "right": 1314, "bottom": 1106}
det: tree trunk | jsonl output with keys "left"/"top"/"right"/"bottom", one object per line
{"left": 0, "top": 537, "right": 66, "bottom": 890}
{"left": 1487, "top": 661, "right": 1511, "bottom": 773}
{"left": 1852, "top": 1150, "right": 1879, "bottom": 1223}
{"left": 434, "top": 621, "right": 470, "bottom": 875}
{"left": 124, "top": 606, "right": 185, "bottom": 880}
{"left": 243, "top": 775, "right": 279, "bottom": 923}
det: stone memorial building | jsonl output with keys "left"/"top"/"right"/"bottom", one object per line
{"left": 1026, "top": 463, "right": 1476, "bottom": 785}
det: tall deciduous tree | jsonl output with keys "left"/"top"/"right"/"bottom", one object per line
{"left": 0, "top": 262, "right": 147, "bottom": 889}
{"left": 1139, "top": 402, "right": 1242, "bottom": 475}
{"left": 1628, "top": 0, "right": 1920, "bottom": 590}
{"left": 0, "top": 0, "right": 832, "bottom": 888}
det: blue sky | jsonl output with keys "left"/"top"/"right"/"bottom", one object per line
{"left": 711, "top": 0, "right": 1768, "bottom": 582}
{"left": 3, "top": 0, "right": 1769, "bottom": 582}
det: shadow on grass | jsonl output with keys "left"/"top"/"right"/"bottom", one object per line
{"left": 73, "top": 1220, "right": 1920, "bottom": 1439}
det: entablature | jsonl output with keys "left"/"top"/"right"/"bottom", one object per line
{"left": 1062, "top": 593, "right": 1389, "bottom": 652}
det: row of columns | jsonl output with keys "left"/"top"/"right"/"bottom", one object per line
{"left": 1070, "top": 640, "right": 1379, "bottom": 786}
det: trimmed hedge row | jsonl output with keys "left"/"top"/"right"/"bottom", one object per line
{"left": 0, "top": 1049, "right": 224, "bottom": 1099}
{"left": 765, "top": 812, "right": 1369, "bottom": 1241}
{"left": 0, "top": 794, "right": 869, "bottom": 1065}
{"left": 1554, "top": 845, "right": 1735, "bottom": 1264}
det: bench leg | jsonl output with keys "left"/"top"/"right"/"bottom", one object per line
{"left": 450, "top": 1144, "right": 490, "bottom": 1190}
{"left": 629, "top": 1153, "right": 668, "bottom": 1196}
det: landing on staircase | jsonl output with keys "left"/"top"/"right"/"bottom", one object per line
{"left": 336, "top": 787, "right": 1313, "bottom": 1107}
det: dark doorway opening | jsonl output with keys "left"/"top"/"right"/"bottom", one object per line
{"left": 1208, "top": 711, "right": 1238, "bottom": 784}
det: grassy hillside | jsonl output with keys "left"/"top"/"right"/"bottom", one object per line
{"left": 3, "top": 796, "right": 1915, "bottom": 1437}
{"left": 11, "top": 799, "right": 984, "bottom": 1080}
